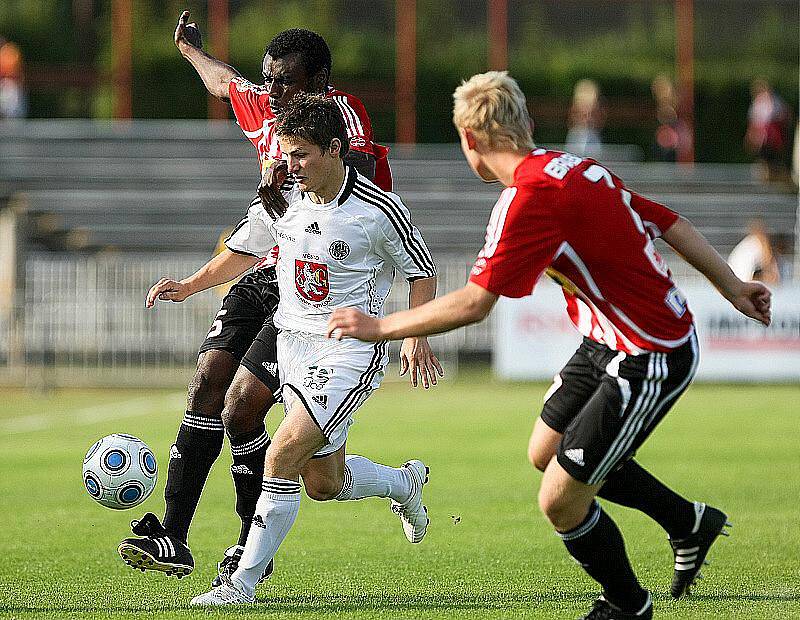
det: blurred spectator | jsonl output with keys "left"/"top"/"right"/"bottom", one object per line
{"left": 728, "top": 219, "right": 780, "bottom": 284}
{"left": 651, "top": 74, "right": 680, "bottom": 162}
{"left": 773, "top": 232, "right": 794, "bottom": 283}
{"left": 745, "top": 78, "right": 790, "bottom": 182}
{"left": 0, "top": 38, "right": 27, "bottom": 118}
{"left": 565, "top": 79, "right": 604, "bottom": 154}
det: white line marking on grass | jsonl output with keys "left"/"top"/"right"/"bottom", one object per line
{"left": 2, "top": 392, "right": 185, "bottom": 435}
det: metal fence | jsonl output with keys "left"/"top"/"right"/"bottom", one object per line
{"left": 0, "top": 253, "right": 494, "bottom": 387}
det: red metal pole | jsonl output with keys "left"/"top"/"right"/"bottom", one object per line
{"left": 112, "top": 0, "right": 132, "bottom": 119}
{"left": 488, "top": 0, "right": 508, "bottom": 71}
{"left": 395, "top": 0, "right": 416, "bottom": 144}
{"left": 675, "top": 0, "right": 695, "bottom": 164}
{"left": 208, "top": 0, "right": 230, "bottom": 120}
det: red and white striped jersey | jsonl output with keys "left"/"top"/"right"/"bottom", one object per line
{"left": 468, "top": 149, "right": 694, "bottom": 354}
{"left": 228, "top": 78, "right": 391, "bottom": 269}
{"left": 228, "top": 77, "right": 378, "bottom": 173}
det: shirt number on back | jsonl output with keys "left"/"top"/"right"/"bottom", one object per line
{"left": 583, "top": 164, "right": 669, "bottom": 278}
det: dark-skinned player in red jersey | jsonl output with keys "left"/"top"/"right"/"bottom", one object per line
{"left": 327, "top": 72, "right": 772, "bottom": 620}
{"left": 117, "top": 11, "right": 422, "bottom": 590}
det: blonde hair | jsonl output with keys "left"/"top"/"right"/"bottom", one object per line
{"left": 452, "top": 71, "right": 534, "bottom": 151}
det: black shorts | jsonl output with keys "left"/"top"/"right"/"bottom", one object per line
{"left": 541, "top": 333, "right": 698, "bottom": 484}
{"left": 198, "top": 268, "right": 281, "bottom": 394}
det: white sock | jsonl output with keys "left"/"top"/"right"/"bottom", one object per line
{"left": 334, "top": 454, "right": 411, "bottom": 503}
{"left": 231, "top": 477, "right": 300, "bottom": 595}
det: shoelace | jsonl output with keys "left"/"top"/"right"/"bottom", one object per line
{"left": 130, "top": 513, "right": 167, "bottom": 537}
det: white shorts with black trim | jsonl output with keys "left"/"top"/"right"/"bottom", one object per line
{"left": 277, "top": 330, "right": 388, "bottom": 457}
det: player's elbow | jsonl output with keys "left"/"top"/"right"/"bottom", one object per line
{"left": 462, "top": 285, "right": 496, "bottom": 325}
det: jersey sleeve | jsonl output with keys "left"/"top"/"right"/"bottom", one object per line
{"left": 331, "top": 93, "right": 374, "bottom": 155}
{"left": 228, "top": 77, "right": 268, "bottom": 137}
{"left": 224, "top": 201, "right": 276, "bottom": 257}
{"left": 627, "top": 191, "right": 678, "bottom": 239}
{"left": 468, "top": 187, "right": 562, "bottom": 298}
{"left": 376, "top": 193, "right": 437, "bottom": 281}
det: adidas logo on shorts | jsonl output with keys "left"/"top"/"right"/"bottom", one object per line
{"left": 312, "top": 394, "right": 328, "bottom": 409}
{"left": 262, "top": 361, "right": 278, "bottom": 376}
{"left": 305, "top": 222, "right": 321, "bottom": 235}
{"left": 564, "top": 448, "right": 585, "bottom": 467}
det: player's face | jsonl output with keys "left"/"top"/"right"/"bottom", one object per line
{"left": 458, "top": 128, "right": 498, "bottom": 183}
{"left": 280, "top": 136, "right": 340, "bottom": 195}
{"left": 262, "top": 53, "right": 323, "bottom": 114}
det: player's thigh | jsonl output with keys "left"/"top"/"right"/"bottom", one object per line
{"left": 279, "top": 332, "right": 388, "bottom": 459}
{"left": 238, "top": 318, "right": 281, "bottom": 400}
{"left": 557, "top": 334, "right": 698, "bottom": 486}
{"left": 266, "top": 400, "right": 329, "bottom": 479}
{"left": 532, "top": 341, "right": 604, "bottom": 469}
{"left": 198, "top": 272, "right": 270, "bottom": 363}
{"left": 300, "top": 446, "right": 346, "bottom": 501}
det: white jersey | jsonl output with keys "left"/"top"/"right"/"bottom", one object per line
{"left": 225, "top": 166, "right": 436, "bottom": 335}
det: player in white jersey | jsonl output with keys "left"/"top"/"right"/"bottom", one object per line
{"left": 190, "top": 94, "right": 440, "bottom": 606}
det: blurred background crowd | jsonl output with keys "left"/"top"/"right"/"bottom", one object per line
{"left": 0, "top": 0, "right": 797, "bottom": 387}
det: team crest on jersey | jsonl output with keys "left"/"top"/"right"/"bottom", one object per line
{"left": 329, "top": 240, "right": 350, "bottom": 260}
{"left": 350, "top": 136, "right": 366, "bottom": 148}
{"left": 295, "top": 259, "right": 329, "bottom": 302}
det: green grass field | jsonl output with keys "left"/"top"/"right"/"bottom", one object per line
{"left": 1, "top": 373, "right": 798, "bottom": 619}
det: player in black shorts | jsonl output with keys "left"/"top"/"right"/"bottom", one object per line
{"left": 117, "top": 16, "right": 386, "bottom": 585}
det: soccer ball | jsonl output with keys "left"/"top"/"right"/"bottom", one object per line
{"left": 82, "top": 434, "right": 158, "bottom": 510}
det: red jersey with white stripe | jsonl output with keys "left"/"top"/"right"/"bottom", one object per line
{"left": 228, "top": 77, "right": 379, "bottom": 174}
{"left": 228, "top": 78, "right": 391, "bottom": 269}
{"left": 469, "top": 149, "right": 694, "bottom": 354}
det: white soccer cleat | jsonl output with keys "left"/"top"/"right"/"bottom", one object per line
{"left": 189, "top": 576, "right": 254, "bottom": 606}
{"left": 391, "top": 459, "right": 430, "bottom": 544}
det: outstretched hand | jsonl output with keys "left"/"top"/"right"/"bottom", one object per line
{"left": 175, "top": 10, "right": 203, "bottom": 49}
{"left": 258, "top": 160, "right": 290, "bottom": 220}
{"left": 145, "top": 277, "right": 193, "bottom": 308}
{"left": 399, "top": 337, "right": 444, "bottom": 389}
{"left": 327, "top": 307, "right": 383, "bottom": 341}
{"left": 729, "top": 281, "right": 772, "bottom": 326}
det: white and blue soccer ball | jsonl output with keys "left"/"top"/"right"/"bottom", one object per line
{"left": 82, "top": 434, "right": 157, "bottom": 510}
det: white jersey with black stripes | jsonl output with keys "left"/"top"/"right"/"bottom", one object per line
{"left": 225, "top": 165, "right": 435, "bottom": 336}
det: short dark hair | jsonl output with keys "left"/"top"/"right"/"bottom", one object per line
{"left": 275, "top": 93, "right": 349, "bottom": 159}
{"left": 265, "top": 29, "right": 332, "bottom": 80}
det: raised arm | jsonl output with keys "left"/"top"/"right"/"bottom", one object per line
{"left": 662, "top": 215, "right": 772, "bottom": 325}
{"left": 146, "top": 249, "right": 258, "bottom": 308}
{"left": 174, "top": 10, "right": 241, "bottom": 101}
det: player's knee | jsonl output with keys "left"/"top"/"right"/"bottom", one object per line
{"left": 304, "top": 476, "right": 342, "bottom": 502}
{"left": 188, "top": 352, "right": 235, "bottom": 413}
{"left": 222, "top": 383, "right": 259, "bottom": 437}
{"left": 529, "top": 444, "right": 553, "bottom": 472}
{"left": 538, "top": 487, "right": 586, "bottom": 531}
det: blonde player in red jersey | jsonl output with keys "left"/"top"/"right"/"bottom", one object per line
{"left": 327, "top": 71, "right": 772, "bottom": 620}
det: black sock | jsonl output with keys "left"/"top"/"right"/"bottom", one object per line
{"left": 162, "top": 411, "right": 224, "bottom": 544}
{"left": 559, "top": 501, "right": 649, "bottom": 613}
{"left": 229, "top": 425, "right": 271, "bottom": 547}
{"left": 598, "top": 459, "right": 695, "bottom": 539}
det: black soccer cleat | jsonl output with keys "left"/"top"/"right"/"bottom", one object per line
{"left": 669, "top": 502, "right": 730, "bottom": 598}
{"left": 211, "top": 544, "right": 273, "bottom": 588}
{"left": 579, "top": 593, "right": 653, "bottom": 619}
{"left": 117, "top": 512, "right": 194, "bottom": 578}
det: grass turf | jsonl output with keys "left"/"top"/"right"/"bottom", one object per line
{"left": 0, "top": 374, "right": 798, "bottom": 619}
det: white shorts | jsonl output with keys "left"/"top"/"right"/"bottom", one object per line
{"left": 278, "top": 331, "right": 388, "bottom": 457}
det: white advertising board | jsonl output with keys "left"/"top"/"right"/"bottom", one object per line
{"left": 494, "top": 280, "right": 800, "bottom": 382}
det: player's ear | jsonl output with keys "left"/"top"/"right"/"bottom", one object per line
{"left": 312, "top": 68, "right": 328, "bottom": 92}
{"left": 463, "top": 128, "right": 478, "bottom": 151}
{"left": 329, "top": 138, "right": 342, "bottom": 157}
